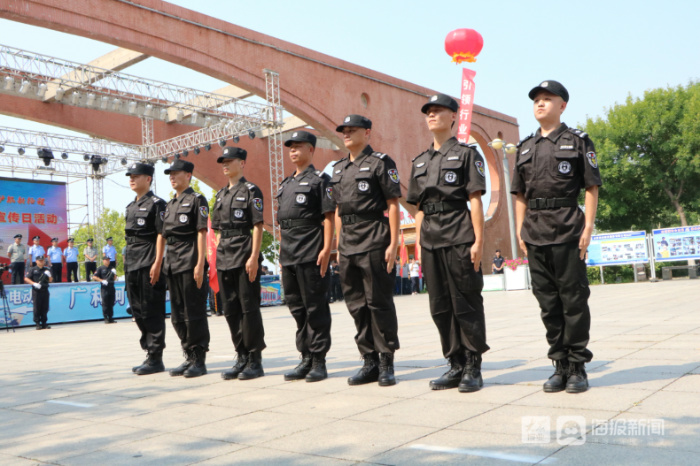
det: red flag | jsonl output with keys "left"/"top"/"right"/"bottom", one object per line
{"left": 206, "top": 217, "right": 219, "bottom": 294}
{"left": 400, "top": 231, "right": 408, "bottom": 272}
{"left": 457, "top": 68, "right": 477, "bottom": 144}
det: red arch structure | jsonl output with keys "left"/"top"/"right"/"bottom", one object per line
{"left": 0, "top": 0, "right": 520, "bottom": 260}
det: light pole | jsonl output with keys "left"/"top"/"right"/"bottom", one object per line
{"left": 489, "top": 138, "right": 519, "bottom": 260}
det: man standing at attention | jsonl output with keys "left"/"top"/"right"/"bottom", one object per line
{"left": 407, "top": 94, "right": 489, "bottom": 393}
{"left": 277, "top": 131, "right": 335, "bottom": 383}
{"left": 331, "top": 114, "right": 401, "bottom": 387}
{"left": 511, "top": 80, "right": 601, "bottom": 394}
{"left": 84, "top": 238, "right": 98, "bottom": 282}
{"left": 211, "top": 147, "right": 267, "bottom": 381}
{"left": 7, "top": 234, "right": 27, "bottom": 285}
{"left": 47, "top": 238, "right": 63, "bottom": 283}
{"left": 64, "top": 238, "right": 80, "bottom": 282}
{"left": 103, "top": 237, "right": 117, "bottom": 270}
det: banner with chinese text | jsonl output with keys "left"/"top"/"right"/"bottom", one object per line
{"left": 456, "top": 68, "right": 476, "bottom": 144}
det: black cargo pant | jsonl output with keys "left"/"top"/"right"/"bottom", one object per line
{"left": 85, "top": 262, "right": 96, "bottom": 282}
{"left": 32, "top": 288, "right": 49, "bottom": 325}
{"left": 51, "top": 263, "right": 62, "bottom": 283}
{"left": 11, "top": 262, "right": 24, "bottom": 285}
{"left": 339, "top": 248, "right": 399, "bottom": 355}
{"left": 126, "top": 266, "right": 167, "bottom": 355}
{"left": 282, "top": 261, "right": 332, "bottom": 355}
{"left": 422, "top": 243, "right": 489, "bottom": 359}
{"left": 101, "top": 284, "right": 115, "bottom": 321}
{"left": 218, "top": 265, "right": 266, "bottom": 354}
{"left": 526, "top": 241, "right": 593, "bottom": 363}
{"left": 66, "top": 262, "right": 79, "bottom": 282}
{"left": 166, "top": 269, "right": 210, "bottom": 351}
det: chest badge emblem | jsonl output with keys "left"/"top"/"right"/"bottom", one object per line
{"left": 178, "top": 214, "right": 188, "bottom": 223}
{"left": 137, "top": 218, "right": 146, "bottom": 226}
{"left": 234, "top": 209, "right": 244, "bottom": 218}
{"left": 444, "top": 171, "right": 457, "bottom": 183}
{"left": 296, "top": 194, "right": 307, "bottom": 204}
{"left": 558, "top": 161, "right": 572, "bottom": 174}
{"left": 358, "top": 180, "right": 370, "bottom": 192}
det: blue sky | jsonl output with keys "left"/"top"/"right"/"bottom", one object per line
{"left": 1, "top": 0, "right": 698, "bottom": 220}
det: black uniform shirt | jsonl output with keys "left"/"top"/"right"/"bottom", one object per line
{"left": 510, "top": 123, "right": 603, "bottom": 246}
{"left": 330, "top": 145, "right": 402, "bottom": 256}
{"left": 124, "top": 191, "right": 166, "bottom": 273}
{"left": 276, "top": 165, "right": 336, "bottom": 266}
{"left": 162, "top": 187, "right": 209, "bottom": 274}
{"left": 406, "top": 137, "right": 486, "bottom": 250}
{"left": 94, "top": 265, "right": 116, "bottom": 287}
{"left": 27, "top": 266, "right": 51, "bottom": 290}
{"left": 211, "top": 177, "right": 264, "bottom": 270}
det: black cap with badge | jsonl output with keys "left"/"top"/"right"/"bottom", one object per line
{"left": 284, "top": 130, "right": 317, "bottom": 148}
{"left": 528, "top": 80, "right": 569, "bottom": 102}
{"left": 421, "top": 93, "right": 460, "bottom": 114}
{"left": 125, "top": 162, "right": 155, "bottom": 177}
{"left": 217, "top": 147, "right": 247, "bottom": 163}
{"left": 336, "top": 114, "right": 372, "bottom": 132}
{"left": 164, "top": 159, "right": 195, "bottom": 174}
{"left": 14, "top": 234, "right": 22, "bottom": 239}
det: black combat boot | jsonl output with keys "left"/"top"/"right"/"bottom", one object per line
{"left": 429, "top": 357, "right": 464, "bottom": 390}
{"left": 543, "top": 359, "right": 569, "bottom": 393}
{"left": 347, "top": 353, "right": 379, "bottom": 385}
{"left": 221, "top": 352, "right": 248, "bottom": 380}
{"left": 36, "top": 323, "right": 42, "bottom": 330}
{"left": 133, "top": 356, "right": 148, "bottom": 373}
{"left": 565, "top": 362, "right": 589, "bottom": 393}
{"left": 378, "top": 353, "right": 396, "bottom": 386}
{"left": 135, "top": 352, "right": 165, "bottom": 375}
{"left": 284, "top": 353, "right": 313, "bottom": 381}
{"left": 169, "top": 349, "right": 194, "bottom": 377}
{"left": 183, "top": 347, "right": 207, "bottom": 378}
{"left": 42, "top": 323, "right": 51, "bottom": 329}
{"left": 458, "top": 351, "right": 483, "bottom": 393}
{"left": 305, "top": 353, "right": 328, "bottom": 382}
{"left": 238, "top": 351, "right": 264, "bottom": 380}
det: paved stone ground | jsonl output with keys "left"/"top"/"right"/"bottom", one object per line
{"left": 1, "top": 279, "right": 699, "bottom": 465}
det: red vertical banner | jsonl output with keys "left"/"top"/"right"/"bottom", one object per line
{"left": 457, "top": 68, "right": 477, "bottom": 144}
{"left": 400, "top": 231, "right": 409, "bottom": 270}
{"left": 206, "top": 217, "right": 219, "bottom": 293}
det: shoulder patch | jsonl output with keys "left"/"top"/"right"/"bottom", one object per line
{"left": 194, "top": 192, "right": 203, "bottom": 198}
{"left": 569, "top": 128, "right": 589, "bottom": 139}
{"left": 373, "top": 152, "right": 387, "bottom": 160}
{"left": 246, "top": 182, "right": 256, "bottom": 191}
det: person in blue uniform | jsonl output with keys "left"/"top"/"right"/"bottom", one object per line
{"left": 511, "top": 80, "right": 602, "bottom": 394}
{"left": 47, "top": 238, "right": 63, "bottom": 283}
{"left": 63, "top": 238, "right": 80, "bottom": 282}
{"left": 103, "top": 237, "right": 117, "bottom": 270}
{"left": 27, "top": 236, "right": 45, "bottom": 267}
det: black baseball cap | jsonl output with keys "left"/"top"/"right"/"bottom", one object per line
{"left": 126, "top": 162, "right": 155, "bottom": 177}
{"left": 421, "top": 93, "right": 459, "bottom": 114}
{"left": 87, "top": 238, "right": 93, "bottom": 242}
{"left": 14, "top": 234, "right": 22, "bottom": 239}
{"left": 67, "top": 238, "right": 74, "bottom": 243}
{"left": 35, "top": 255, "right": 46, "bottom": 261}
{"left": 528, "top": 80, "right": 569, "bottom": 102}
{"left": 102, "top": 255, "right": 111, "bottom": 261}
{"left": 284, "top": 130, "right": 317, "bottom": 148}
{"left": 164, "top": 159, "right": 195, "bottom": 174}
{"left": 336, "top": 114, "right": 372, "bottom": 132}
{"left": 217, "top": 147, "right": 247, "bottom": 163}
{"left": 106, "top": 237, "right": 113, "bottom": 241}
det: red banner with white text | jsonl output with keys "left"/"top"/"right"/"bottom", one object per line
{"left": 457, "top": 68, "right": 477, "bottom": 144}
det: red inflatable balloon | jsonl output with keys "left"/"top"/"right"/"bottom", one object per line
{"left": 445, "top": 29, "right": 484, "bottom": 64}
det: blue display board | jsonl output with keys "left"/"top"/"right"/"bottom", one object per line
{"left": 260, "top": 275, "right": 283, "bottom": 306}
{"left": 586, "top": 231, "right": 648, "bottom": 266}
{"left": 652, "top": 226, "right": 700, "bottom": 262}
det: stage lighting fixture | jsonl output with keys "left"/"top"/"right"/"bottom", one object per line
{"left": 61, "top": 152, "right": 68, "bottom": 159}
{"left": 182, "top": 149, "right": 189, "bottom": 157}
{"left": 55, "top": 87, "right": 66, "bottom": 101}
{"left": 90, "top": 155, "right": 103, "bottom": 173}
{"left": 160, "top": 108, "right": 168, "bottom": 120}
{"left": 38, "top": 148, "right": 55, "bottom": 166}
{"left": 120, "top": 158, "right": 127, "bottom": 166}
{"left": 128, "top": 101, "right": 138, "bottom": 114}
{"left": 194, "top": 147, "right": 200, "bottom": 155}
{"left": 219, "top": 139, "right": 226, "bottom": 147}
{"left": 83, "top": 154, "right": 90, "bottom": 161}
{"left": 204, "top": 115, "right": 212, "bottom": 127}
{"left": 0, "top": 146, "right": 4, "bottom": 153}
{"left": 204, "top": 143, "right": 211, "bottom": 151}
{"left": 112, "top": 98, "right": 121, "bottom": 111}
{"left": 19, "top": 80, "right": 31, "bottom": 94}
{"left": 176, "top": 109, "right": 185, "bottom": 122}
{"left": 233, "top": 135, "right": 240, "bottom": 143}
{"left": 161, "top": 156, "right": 168, "bottom": 163}
{"left": 144, "top": 104, "right": 153, "bottom": 117}
{"left": 249, "top": 131, "right": 256, "bottom": 140}
{"left": 71, "top": 91, "right": 80, "bottom": 105}
{"left": 18, "top": 147, "right": 25, "bottom": 155}
{"left": 190, "top": 112, "right": 199, "bottom": 125}
{"left": 174, "top": 153, "right": 180, "bottom": 160}
{"left": 86, "top": 93, "right": 96, "bottom": 106}
{"left": 3, "top": 76, "right": 14, "bottom": 90}
{"left": 101, "top": 96, "right": 110, "bottom": 109}
{"left": 36, "top": 83, "right": 48, "bottom": 98}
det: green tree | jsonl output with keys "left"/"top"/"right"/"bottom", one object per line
{"left": 585, "top": 82, "right": 700, "bottom": 232}
{"left": 261, "top": 230, "right": 279, "bottom": 265}
{"left": 71, "top": 208, "right": 126, "bottom": 275}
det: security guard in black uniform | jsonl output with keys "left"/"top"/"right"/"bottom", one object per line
{"left": 407, "top": 94, "right": 489, "bottom": 393}
{"left": 331, "top": 114, "right": 401, "bottom": 387}
{"left": 25, "top": 255, "right": 52, "bottom": 330}
{"left": 211, "top": 147, "right": 267, "bottom": 381}
{"left": 93, "top": 255, "right": 117, "bottom": 324}
{"left": 511, "top": 80, "right": 601, "bottom": 393}
{"left": 124, "top": 162, "right": 167, "bottom": 375}
{"left": 277, "top": 130, "right": 335, "bottom": 383}
{"left": 162, "top": 159, "right": 211, "bottom": 378}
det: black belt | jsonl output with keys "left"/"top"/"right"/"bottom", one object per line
{"left": 220, "top": 228, "right": 251, "bottom": 238}
{"left": 166, "top": 233, "right": 197, "bottom": 245}
{"left": 528, "top": 198, "right": 578, "bottom": 210}
{"left": 421, "top": 200, "right": 468, "bottom": 215}
{"left": 126, "top": 235, "right": 157, "bottom": 245}
{"left": 279, "top": 218, "right": 321, "bottom": 230}
{"left": 341, "top": 211, "right": 385, "bottom": 225}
